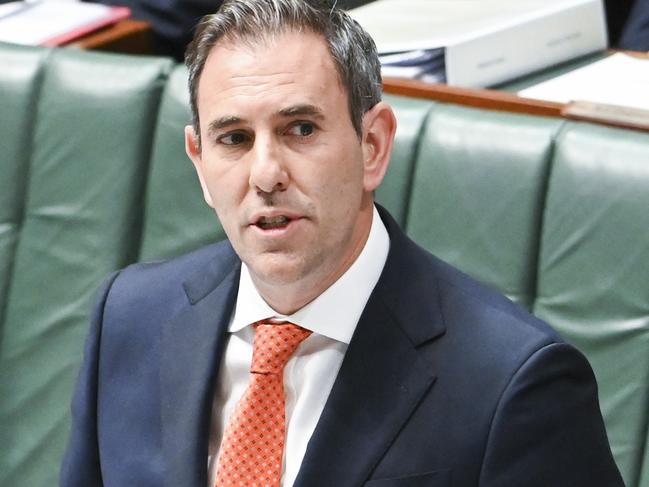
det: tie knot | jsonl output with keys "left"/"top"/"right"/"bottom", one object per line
{"left": 251, "top": 321, "right": 311, "bottom": 374}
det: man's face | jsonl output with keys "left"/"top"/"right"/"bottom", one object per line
{"left": 186, "top": 30, "right": 393, "bottom": 312}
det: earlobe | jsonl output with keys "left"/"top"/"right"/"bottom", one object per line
{"left": 361, "top": 102, "right": 397, "bottom": 192}
{"left": 184, "top": 125, "right": 215, "bottom": 208}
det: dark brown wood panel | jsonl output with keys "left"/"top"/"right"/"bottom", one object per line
{"left": 67, "top": 20, "right": 153, "bottom": 55}
{"left": 383, "top": 76, "right": 564, "bottom": 117}
{"left": 383, "top": 71, "right": 649, "bottom": 134}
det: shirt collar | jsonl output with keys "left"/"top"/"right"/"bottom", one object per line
{"left": 229, "top": 206, "right": 390, "bottom": 344}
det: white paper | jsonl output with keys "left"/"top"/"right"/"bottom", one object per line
{"left": 518, "top": 53, "right": 649, "bottom": 111}
{"left": 0, "top": 1, "right": 114, "bottom": 45}
{"left": 0, "top": 1, "right": 28, "bottom": 19}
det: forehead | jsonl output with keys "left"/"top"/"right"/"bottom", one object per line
{"left": 196, "top": 30, "right": 345, "bottom": 117}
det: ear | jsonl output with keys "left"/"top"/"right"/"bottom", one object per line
{"left": 360, "top": 101, "right": 397, "bottom": 192}
{"left": 185, "top": 125, "right": 215, "bottom": 208}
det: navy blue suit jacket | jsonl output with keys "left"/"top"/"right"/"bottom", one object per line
{"left": 619, "top": 0, "right": 649, "bottom": 51}
{"left": 61, "top": 208, "right": 624, "bottom": 486}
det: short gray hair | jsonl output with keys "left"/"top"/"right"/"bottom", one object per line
{"left": 185, "top": 0, "right": 382, "bottom": 143}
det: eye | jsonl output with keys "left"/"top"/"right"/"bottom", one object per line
{"left": 286, "top": 122, "right": 315, "bottom": 137}
{"left": 218, "top": 132, "right": 250, "bottom": 146}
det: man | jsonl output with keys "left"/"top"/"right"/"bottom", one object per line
{"left": 604, "top": 0, "right": 649, "bottom": 50}
{"left": 85, "top": 0, "right": 373, "bottom": 60}
{"left": 61, "top": 1, "right": 624, "bottom": 486}
{"left": 88, "top": 0, "right": 223, "bottom": 60}
{"left": 619, "top": 0, "right": 649, "bottom": 51}
{"left": 604, "top": 0, "right": 635, "bottom": 47}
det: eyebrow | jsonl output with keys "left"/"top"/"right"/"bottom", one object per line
{"left": 207, "top": 116, "right": 245, "bottom": 137}
{"left": 206, "top": 104, "right": 325, "bottom": 137}
{"left": 278, "top": 104, "right": 325, "bottom": 120}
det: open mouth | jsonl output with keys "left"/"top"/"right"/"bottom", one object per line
{"left": 256, "top": 215, "right": 291, "bottom": 230}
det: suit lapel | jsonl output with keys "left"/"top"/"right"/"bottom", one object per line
{"left": 294, "top": 297, "right": 437, "bottom": 487}
{"left": 294, "top": 209, "right": 446, "bottom": 487}
{"left": 160, "top": 249, "right": 240, "bottom": 487}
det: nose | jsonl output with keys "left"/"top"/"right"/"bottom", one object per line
{"left": 249, "top": 135, "right": 289, "bottom": 194}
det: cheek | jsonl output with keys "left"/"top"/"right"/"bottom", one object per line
{"left": 202, "top": 155, "right": 246, "bottom": 192}
{"left": 330, "top": 151, "right": 366, "bottom": 193}
{"left": 201, "top": 162, "right": 249, "bottom": 216}
{"left": 314, "top": 158, "right": 366, "bottom": 215}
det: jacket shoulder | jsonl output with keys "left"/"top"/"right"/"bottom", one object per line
{"left": 378, "top": 205, "right": 560, "bottom": 350}
{"left": 103, "top": 241, "right": 239, "bottom": 323}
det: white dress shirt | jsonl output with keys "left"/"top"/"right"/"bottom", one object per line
{"left": 207, "top": 206, "right": 390, "bottom": 487}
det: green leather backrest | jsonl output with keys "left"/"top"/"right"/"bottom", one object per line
{"left": 0, "top": 44, "right": 48, "bottom": 333}
{"left": 533, "top": 123, "right": 649, "bottom": 487}
{"left": 138, "top": 65, "right": 225, "bottom": 262}
{"left": 377, "top": 95, "right": 434, "bottom": 225}
{"left": 639, "top": 435, "right": 649, "bottom": 487}
{"left": 406, "top": 105, "right": 563, "bottom": 308}
{"left": 0, "top": 48, "right": 172, "bottom": 487}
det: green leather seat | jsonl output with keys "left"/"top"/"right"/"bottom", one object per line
{"left": 406, "top": 105, "right": 563, "bottom": 308}
{"left": 0, "top": 47, "right": 172, "bottom": 486}
{"left": 376, "top": 95, "right": 434, "bottom": 226}
{"left": 533, "top": 123, "right": 649, "bottom": 486}
{"left": 0, "top": 44, "right": 49, "bottom": 331}
{"left": 138, "top": 65, "right": 226, "bottom": 261}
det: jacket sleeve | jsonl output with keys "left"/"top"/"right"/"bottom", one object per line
{"left": 478, "top": 342, "right": 625, "bottom": 487}
{"left": 60, "top": 272, "right": 120, "bottom": 487}
{"left": 619, "top": 0, "right": 649, "bottom": 51}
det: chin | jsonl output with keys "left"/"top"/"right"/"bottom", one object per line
{"left": 246, "top": 252, "right": 309, "bottom": 286}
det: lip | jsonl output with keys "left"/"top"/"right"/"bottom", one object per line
{"left": 248, "top": 209, "right": 304, "bottom": 225}
{"left": 247, "top": 209, "right": 306, "bottom": 236}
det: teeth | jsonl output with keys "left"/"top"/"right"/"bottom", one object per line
{"left": 258, "top": 216, "right": 290, "bottom": 229}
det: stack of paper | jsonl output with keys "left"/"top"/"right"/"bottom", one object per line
{"left": 379, "top": 49, "right": 446, "bottom": 83}
{"left": 350, "top": 0, "right": 607, "bottom": 87}
{"left": 519, "top": 53, "right": 649, "bottom": 111}
{"left": 0, "top": 1, "right": 130, "bottom": 46}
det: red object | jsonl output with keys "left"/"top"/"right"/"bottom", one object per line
{"left": 41, "top": 6, "right": 130, "bottom": 46}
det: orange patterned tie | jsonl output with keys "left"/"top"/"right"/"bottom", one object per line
{"left": 215, "top": 321, "right": 312, "bottom": 487}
